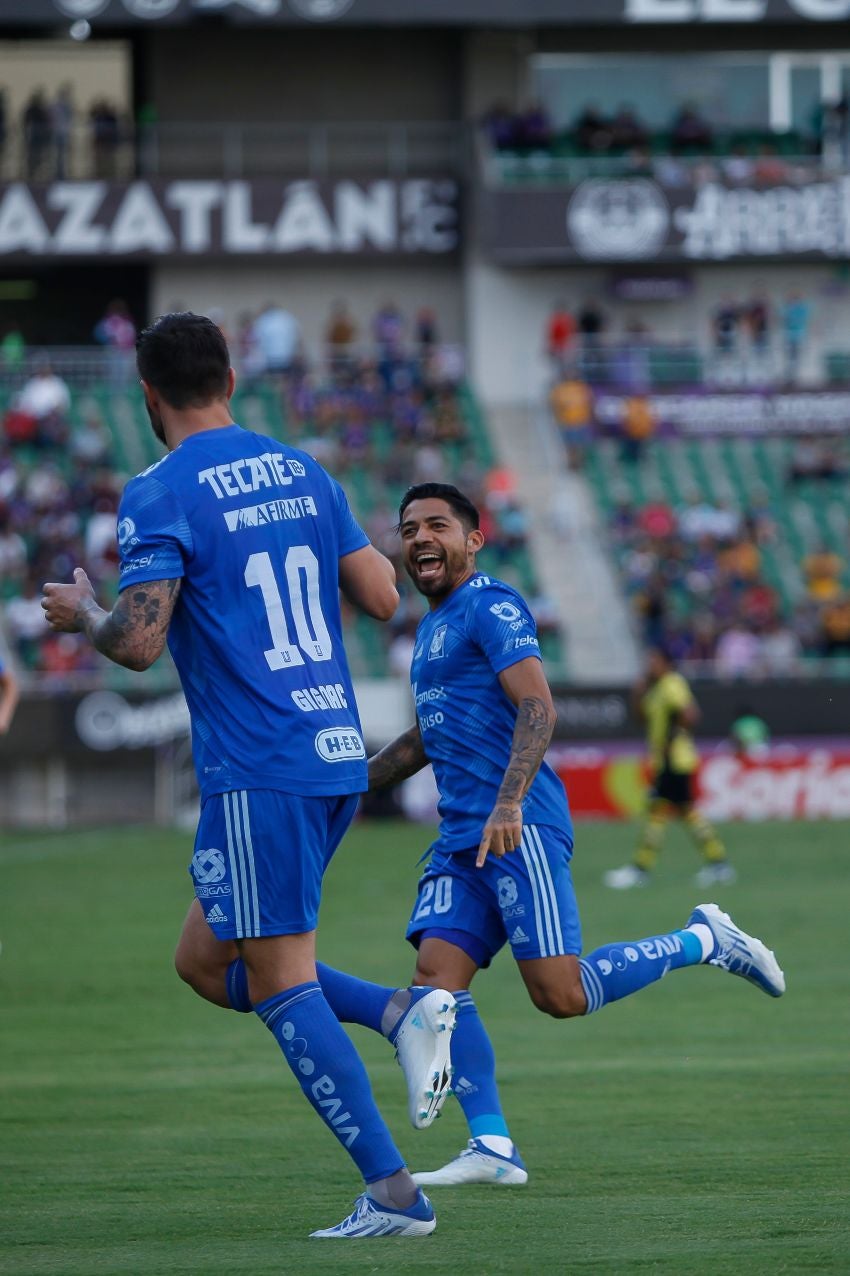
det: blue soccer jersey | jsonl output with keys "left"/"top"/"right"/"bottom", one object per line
{"left": 116, "top": 425, "right": 369, "bottom": 800}
{"left": 410, "top": 572, "right": 572, "bottom": 853}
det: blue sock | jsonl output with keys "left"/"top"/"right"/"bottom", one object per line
{"left": 255, "top": 981, "right": 404, "bottom": 1183}
{"left": 225, "top": 958, "right": 395, "bottom": 1034}
{"left": 449, "top": 990, "right": 510, "bottom": 1140}
{"left": 226, "top": 959, "right": 252, "bottom": 1012}
{"left": 315, "top": 961, "right": 395, "bottom": 1035}
{"left": 580, "top": 928, "right": 703, "bottom": 1014}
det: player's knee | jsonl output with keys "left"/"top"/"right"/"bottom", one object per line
{"left": 412, "top": 958, "right": 445, "bottom": 989}
{"left": 527, "top": 981, "right": 587, "bottom": 1019}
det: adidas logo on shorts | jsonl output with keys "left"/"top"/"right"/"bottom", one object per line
{"left": 510, "top": 925, "right": 530, "bottom": 945}
{"left": 206, "top": 903, "right": 228, "bottom": 924}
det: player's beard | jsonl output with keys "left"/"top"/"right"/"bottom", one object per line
{"left": 145, "top": 400, "right": 167, "bottom": 446}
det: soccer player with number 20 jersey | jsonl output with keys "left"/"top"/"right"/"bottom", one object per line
{"left": 359, "top": 483, "right": 785, "bottom": 1187}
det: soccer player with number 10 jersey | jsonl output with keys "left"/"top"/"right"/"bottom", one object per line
{"left": 41, "top": 313, "right": 458, "bottom": 1240}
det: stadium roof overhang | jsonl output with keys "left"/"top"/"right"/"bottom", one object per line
{"left": 6, "top": 0, "right": 850, "bottom": 28}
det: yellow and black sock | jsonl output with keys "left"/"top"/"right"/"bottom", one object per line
{"left": 684, "top": 808, "right": 726, "bottom": 864}
{"left": 634, "top": 803, "right": 669, "bottom": 873}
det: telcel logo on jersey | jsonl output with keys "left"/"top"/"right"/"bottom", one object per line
{"left": 315, "top": 728, "right": 366, "bottom": 762}
{"left": 513, "top": 634, "right": 539, "bottom": 650}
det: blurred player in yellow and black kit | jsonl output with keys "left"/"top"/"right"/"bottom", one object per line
{"left": 604, "top": 647, "right": 735, "bottom": 890}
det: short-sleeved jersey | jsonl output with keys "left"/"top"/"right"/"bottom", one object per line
{"left": 410, "top": 571, "right": 571, "bottom": 853}
{"left": 642, "top": 671, "right": 698, "bottom": 774}
{"left": 116, "top": 424, "right": 369, "bottom": 800}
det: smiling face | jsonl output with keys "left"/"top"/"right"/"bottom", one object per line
{"left": 400, "top": 497, "right": 484, "bottom": 606}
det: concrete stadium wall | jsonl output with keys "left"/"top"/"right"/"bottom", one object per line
{"left": 147, "top": 28, "right": 463, "bottom": 124}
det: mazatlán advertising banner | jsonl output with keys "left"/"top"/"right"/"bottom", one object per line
{"left": 10, "top": 0, "right": 850, "bottom": 26}
{"left": 549, "top": 741, "right": 850, "bottom": 820}
{"left": 0, "top": 178, "right": 459, "bottom": 261}
{"left": 481, "top": 176, "right": 850, "bottom": 263}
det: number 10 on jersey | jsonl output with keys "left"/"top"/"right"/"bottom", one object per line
{"left": 245, "top": 546, "right": 332, "bottom": 670}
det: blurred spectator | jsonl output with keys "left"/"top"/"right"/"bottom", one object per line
{"left": 578, "top": 301, "right": 606, "bottom": 378}
{"left": 715, "top": 623, "right": 763, "bottom": 678}
{"left": 373, "top": 301, "right": 405, "bottom": 361}
{"left": 803, "top": 544, "right": 843, "bottom": 601}
{"left": 23, "top": 90, "right": 51, "bottom": 180}
{"left": 253, "top": 303, "right": 300, "bottom": 375}
{"left": 51, "top": 84, "right": 74, "bottom": 180}
{"left": 759, "top": 618, "right": 802, "bottom": 674}
{"left": 90, "top": 100, "right": 120, "bottom": 178}
{"left": 415, "top": 307, "right": 439, "bottom": 350}
{"left": 744, "top": 292, "right": 770, "bottom": 356}
{"left": 788, "top": 437, "right": 849, "bottom": 484}
{"left": 620, "top": 393, "right": 656, "bottom": 464}
{"left": 671, "top": 103, "right": 713, "bottom": 153}
{"left": 0, "top": 509, "right": 26, "bottom": 584}
{"left": 517, "top": 103, "right": 552, "bottom": 151}
{"left": 0, "top": 325, "right": 25, "bottom": 371}
{"left": 325, "top": 300, "right": 357, "bottom": 372}
{"left": 713, "top": 297, "right": 740, "bottom": 357}
{"left": 610, "top": 104, "right": 648, "bottom": 151}
{"left": 546, "top": 302, "right": 577, "bottom": 374}
{"left": 5, "top": 577, "right": 49, "bottom": 667}
{"left": 820, "top": 595, "right": 850, "bottom": 655}
{"left": 93, "top": 300, "right": 137, "bottom": 386}
{"left": 482, "top": 103, "right": 517, "bottom": 151}
{"left": 17, "top": 362, "right": 71, "bottom": 420}
{"left": 550, "top": 376, "right": 593, "bottom": 470}
{"left": 782, "top": 292, "right": 810, "bottom": 383}
{"left": 575, "top": 105, "right": 613, "bottom": 153}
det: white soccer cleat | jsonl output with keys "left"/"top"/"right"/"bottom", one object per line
{"left": 603, "top": 864, "right": 650, "bottom": 890}
{"left": 394, "top": 987, "right": 457, "bottom": 1130}
{"left": 695, "top": 862, "right": 737, "bottom": 888}
{"left": 310, "top": 1190, "right": 436, "bottom": 1238}
{"left": 412, "top": 1138, "right": 529, "bottom": 1187}
{"left": 688, "top": 902, "right": 785, "bottom": 997}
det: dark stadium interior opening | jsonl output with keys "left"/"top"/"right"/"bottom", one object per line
{"left": 0, "top": 264, "right": 148, "bottom": 344}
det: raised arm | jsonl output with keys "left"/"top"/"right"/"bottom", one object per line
{"left": 476, "top": 656, "right": 557, "bottom": 867}
{"left": 42, "top": 568, "right": 180, "bottom": 672}
{"left": 338, "top": 545, "right": 399, "bottom": 621}
{"left": 368, "top": 722, "right": 428, "bottom": 791}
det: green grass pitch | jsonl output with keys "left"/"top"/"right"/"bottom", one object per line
{"left": 2, "top": 818, "right": 848, "bottom": 1275}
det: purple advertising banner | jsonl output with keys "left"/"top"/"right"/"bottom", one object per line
{"left": 593, "top": 389, "right": 850, "bottom": 435}
{"left": 0, "top": 177, "right": 459, "bottom": 259}
{"left": 8, "top": 0, "right": 850, "bottom": 25}
{"left": 482, "top": 176, "right": 850, "bottom": 263}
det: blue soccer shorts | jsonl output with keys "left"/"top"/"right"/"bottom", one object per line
{"left": 189, "top": 789, "right": 359, "bottom": 940}
{"left": 405, "top": 823, "right": 582, "bottom": 967}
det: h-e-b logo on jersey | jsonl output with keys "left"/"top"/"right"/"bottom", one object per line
{"left": 428, "top": 625, "right": 447, "bottom": 661}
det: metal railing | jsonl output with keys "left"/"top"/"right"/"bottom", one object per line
{"left": 2, "top": 120, "right": 468, "bottom": 183}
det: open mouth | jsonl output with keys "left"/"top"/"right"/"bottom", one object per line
{"left": 414, "top": 552, "right": 444, "bottom": 580}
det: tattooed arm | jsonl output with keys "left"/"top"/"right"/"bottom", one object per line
{"left": 476, "top": 657, "right": 557, "bottom": 867}
{"left": 368, "top": 723, "right": 428, "bottom": 791}
{"left": 42, "top": 568, "right": 180, "bottom": 672}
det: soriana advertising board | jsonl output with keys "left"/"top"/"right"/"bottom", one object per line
{"left": 549, "top": 741, "right": 850, "bottom": 821}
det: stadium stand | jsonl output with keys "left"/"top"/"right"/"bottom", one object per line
{"left": 582, "top": 431, "right": 850, "bottom": 676}
{"left": 0, "top": 342, "right": 567, "bottom": 685}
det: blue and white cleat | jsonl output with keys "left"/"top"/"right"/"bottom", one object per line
{"left": 688, "top": 902, "right": 785, "bottom": 997}
{"left": 310, "top": 1190, "right": 436, "bottom": 1238}
{"left": 393, "top": 987, "right": 457, "bottom": 1130}
{"left": 412, "top": 1138, "right": 529, "bottom": 1187}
